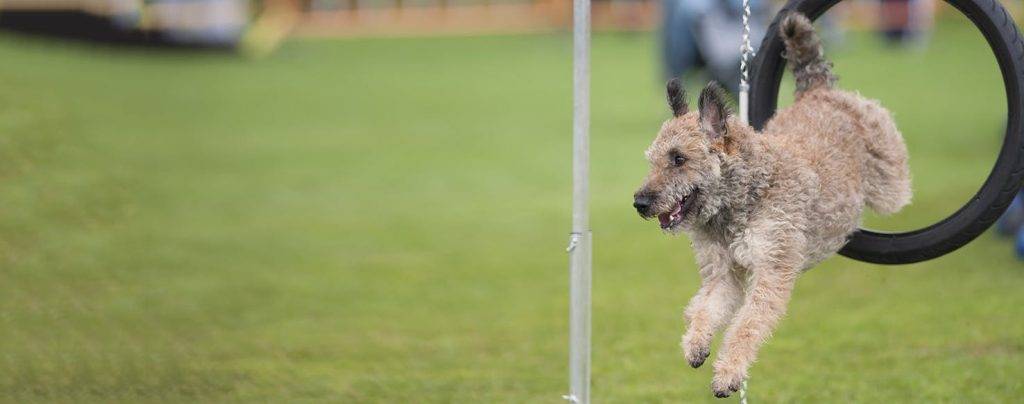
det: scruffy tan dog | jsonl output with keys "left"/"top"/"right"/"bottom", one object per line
{"left": 632, "top": 13, "right": 911, "bottom": 398}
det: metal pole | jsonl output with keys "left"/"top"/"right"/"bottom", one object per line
{"left": 737, "top": 2, "right": 751, "bottom": 402}
{"left": 565, "top": 0, "right": 590, "bottom": 400}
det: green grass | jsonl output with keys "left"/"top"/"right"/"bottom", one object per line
{"left": 0, "top": 18, "right": 1021, "bottom": 402}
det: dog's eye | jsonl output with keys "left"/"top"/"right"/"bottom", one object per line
{"left": 670, "top": 152, "right": 686, "bottom": 167}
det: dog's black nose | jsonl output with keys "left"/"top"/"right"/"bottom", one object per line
{"left": 633, "top": 193, "right": 654, "bottom": 215}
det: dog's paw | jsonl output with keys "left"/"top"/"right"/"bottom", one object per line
{"left": 681, "top": 333, "right": 711, "bottom": 368}
{"left": 710, "top": 367, "right": 745, "bottom": 398}
{"left": 684, "top": 344, "right": 710, "bottom": 368}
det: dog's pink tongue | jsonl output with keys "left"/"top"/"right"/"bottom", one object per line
{"left": 658, "top": 203, "right": 683, "bottom": 228}
{"left": 658, "top": 213, "right": 672, "bottom": 228}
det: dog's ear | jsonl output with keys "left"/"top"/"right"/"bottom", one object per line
{"left": 698, "top": 81, "right": 730, "bottom": 138}
{"left": 666, "top": 78, "right": 687, "bottom": 117}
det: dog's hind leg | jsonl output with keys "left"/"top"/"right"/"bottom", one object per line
{"left": 682, "top": 242, "right": 744, "bottom": 369}
{"left": 860, "top": 100, "right": 912, "bottom": 215}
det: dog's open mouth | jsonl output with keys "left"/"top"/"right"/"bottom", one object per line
{"left": 658, "top": 189, "right": 699, "bottom": 229}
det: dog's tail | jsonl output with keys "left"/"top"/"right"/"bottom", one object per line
{"left": 780, "top": 12, "right": 836, "bottom": 93}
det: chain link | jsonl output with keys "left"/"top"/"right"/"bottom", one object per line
{"left": 740, "top": 0, "right": 754, "bottom": 92}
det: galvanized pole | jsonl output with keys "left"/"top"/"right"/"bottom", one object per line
{"left": 565, "top": 0, "right": 591, "bottom": 400}
{"left": 737, "top": 1, "right": 752, "bottom": 402}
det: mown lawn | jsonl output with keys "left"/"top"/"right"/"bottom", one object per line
{"left": 0, "top": 16, "right": 1021, "bottom": 402}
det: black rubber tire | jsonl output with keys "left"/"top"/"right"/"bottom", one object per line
{"left": 750, "top": 0, "right": 1024, "bottom": 264}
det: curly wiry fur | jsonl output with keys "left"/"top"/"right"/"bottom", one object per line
{"left": 781, "top": 13, "right": 837, "bottom": 93}
{"left": 632, "top": 12, "right": 910, "bottom": 398}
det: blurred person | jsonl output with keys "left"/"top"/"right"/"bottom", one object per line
{"left": 878, "top": 0, "right": 934, "bottom": 46}
{"left": 995, "top": 190, "right": 1024, "bottom": 259}
{"left": 661, "top": 0, "right": 769, "bottom": 93}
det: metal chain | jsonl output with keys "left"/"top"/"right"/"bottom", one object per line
{"left": 738, "top": 0, "right": 754, "bottom": 125}
{"left": 740, "top": 0, "right": 753, "bottom": 91}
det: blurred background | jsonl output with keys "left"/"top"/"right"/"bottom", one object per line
{"left": 0, "top": 0, "right": 1022, "bottom": 402}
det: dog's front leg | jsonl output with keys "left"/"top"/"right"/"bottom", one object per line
{"left": 682, "top": 242, "right": 743, "bottom": 369}
{"left": 710, "top": 233, "right": 801, "bottom": 398}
